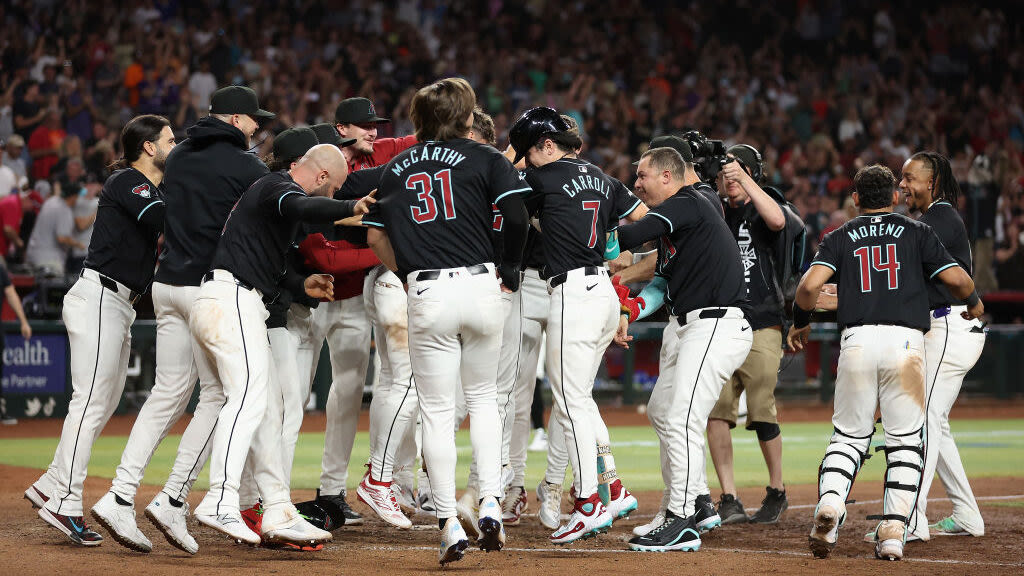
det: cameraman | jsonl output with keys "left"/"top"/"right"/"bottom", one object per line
{"left": 707, "top": 144, "right": 789, "bottom": 525}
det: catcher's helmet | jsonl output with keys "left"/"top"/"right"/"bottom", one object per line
{"left": 509, "top": 106, "right": 569, "bottom": 164}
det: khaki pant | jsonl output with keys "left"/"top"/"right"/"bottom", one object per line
{"left": 709, "top": 327, "right": 783, "bottom": 427}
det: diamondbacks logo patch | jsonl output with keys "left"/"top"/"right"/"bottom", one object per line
{"left": 131, "top": 183, "right": 151, "bottom": 198}
{"left": 368, "top": 103, "right": 376, "bottom": 115}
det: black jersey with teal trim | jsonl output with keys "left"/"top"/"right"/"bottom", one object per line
{"left": 919, "top": 201, "right": 972, "bottom": 309}
{"left": 524, "top": 158, "right": 641, "bottom": 278}
{"left": 811, "top": 211, "right": 957, "bottom": 332}
{"left": 362, "top": 138, "right": 529, "bottom": 278}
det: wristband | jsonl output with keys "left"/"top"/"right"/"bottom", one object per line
{"left": 792, "top": 303, "right": 812, "bottom": 329}
{"left": 963, "top": 290, "right": 980, "bottom": 307}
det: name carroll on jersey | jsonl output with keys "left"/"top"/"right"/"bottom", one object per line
{"left": 562, "top": 172, "right": 613, "bottom": 198}
{"left": 389, "top": 144, "right": 467, "bottom": 176}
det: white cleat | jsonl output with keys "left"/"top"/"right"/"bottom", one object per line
{"left": 550, "top": 494, "right": 612, "bottom": 545}
{"left": 633, "top": 510, "right": 666, "bottom": 537}
{"left": 605, "top": 479, "right": 638, "bottom": 520}
{"left": 874, "top": 520, "right": 905, "bottom": 561}
{"left": 356, "top": 476, "right": 412, "bottom": 529}
{"left": 809, "top": 503, "right": 841, "bottom": 559}
{"left": 195, "top": 511, "right": 261, "bottom": 546}
{"left": 456, "top": 486, "right": 480, "bottom": 540}
{"left": 477, "top": 496, "right": 506, "bottom": 552}
{"left": 261, "top": 504, "right": 333, "bottom": 547}
{"left": 91, "top": 492, "right": 152, "bottom": 553}
{"left": 536, "top": 480, "right": 563, "bottom": 531}
{"left": 24, "top": 485, "right": 49, "bottom": 509}
{"left": 527, "top": 428, "right": 548, "bottom": 453}
{"left": 145, "top": 492, "right": 198, "bottom": 554}
{"left": 439, "top": 517, "right": 470, "bottom": 565}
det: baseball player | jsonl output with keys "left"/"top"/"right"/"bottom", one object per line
{"left": 189, "top": 144, "right": 371, "bottom": 546}
{"left": 309, "top": 100, "right": 418, "bottom": 524}
{"left": 615, "top": 146, "right": 753, "bottom": 552}
{"left": 364, "top": 78, "right": 530, "bottom": 565}
{"left": 28, "top": 115, "right": 175, "bottom": 547}
{"left": 88, "top": 87, "right": 272, "bottom": 555}
{"left": 708, "top": 143, "right": 790, "bottom": 525}
{"left": 899, "top": 152, "right": 986, "bottom": 540}
{"left": 508, "top": 107, "right": 645, "bottom": 544}
{"left": 788, "top": 164, "right": 983, "bottom": 561}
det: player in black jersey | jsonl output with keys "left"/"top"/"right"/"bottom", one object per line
{"left": 364, "top": 78, "right": 529, "bottom": 565}
{"left": 190, "top": 144, "right": 373, "bottom": 547}
{"left": 31, "top": 115, "right": 175, "bottom": 548}
{"left": 508, "top": 106, "right": 646, "bottom": 544}
{"left": 787, "top": 164, "right": 982, "bottom": 562}
{"left": 615, "top": 146, "right": 753, "bottom": 553}
{"left": 899, "top": 152, "right": 987, "bottom": 540}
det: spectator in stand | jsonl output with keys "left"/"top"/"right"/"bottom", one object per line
{"left": 28, "top": 108, "right": 66, "bottom": 181}
{"left": 3, "top": 135, "right": 28, "bottom": 181}
{"left": 188, "top": 61, "right": 218, "bottom": 112}
{"left": 0, "top": 189, "right": 33, "bottom": 261}
{"left": 13, "top": 81, "right": 47, "bottom": 142}
{"left": 67, "top": 173, "right": 99, "bottom": 276}
{"left": 24, "top": 184, "right": 82, "bottom": 276}
{"left": 0, "top": 159, "right": 15, "bottom": 199}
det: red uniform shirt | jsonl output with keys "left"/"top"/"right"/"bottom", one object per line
{"left": 348, "top": 135, "right": 418, "bottom": 172}
{"left": 0, "top": 193, "right": 24, "bottom": 257}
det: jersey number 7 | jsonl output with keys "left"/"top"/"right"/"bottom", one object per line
{"left": 408, "top": 169, "right": 455, "bottom": 223}
{"left": 582, "top": 200, "right": 600, "bottom": 248}
{"left": 853, "top": 243, "right": 901, "bottom": 292}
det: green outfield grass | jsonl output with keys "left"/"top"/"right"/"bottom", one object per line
{"left": 1, "top": 419, "right": 1021, "bottom": 493}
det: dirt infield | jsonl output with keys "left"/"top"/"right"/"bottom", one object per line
{"left": 1, "top": 463, "right": 1021, "bottom": 575}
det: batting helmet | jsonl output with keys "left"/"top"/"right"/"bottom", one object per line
{"left": 509, "top": 106, "right": 570, "bottom": 164}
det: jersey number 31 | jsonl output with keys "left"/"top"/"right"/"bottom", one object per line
{"left": 853, "top": 244, "right": 901, "bottom": 292}
{"left": 408, "top": 169, "right": 455, "bottom": 223}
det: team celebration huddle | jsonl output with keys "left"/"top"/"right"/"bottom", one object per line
{"left": 23, "top": 76, "right": 987, "bottom": 566}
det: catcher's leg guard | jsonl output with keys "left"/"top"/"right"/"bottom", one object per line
{"left": 817, "top": 426, "right": 872, "bottom": 516}
{"left": 877, "top": 426, "right": 925, "bottom": 540}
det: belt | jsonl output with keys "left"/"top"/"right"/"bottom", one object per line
{"left": 81, "top": 268, "right": 141, "bottom": 305}
{"left": 415, "top": 263, "right": 489, "bottom": 281}
{"left": 203, "top": 270, "right": 257, "bottom": 293}
{"left": 676, "top": 306, "right": 739, "bottom": 326}
{"left": 844, "top": 321, "right": 924, "bottom": 333}
{"left": 548, "top": 265, "right": 600, "bottom": 288}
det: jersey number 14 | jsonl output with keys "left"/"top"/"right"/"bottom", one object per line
{"left": 408, "top": 169, "right": 456, "bottom": 223}
{"left": 853, "top": 244, "right": 901, "bottom": 292}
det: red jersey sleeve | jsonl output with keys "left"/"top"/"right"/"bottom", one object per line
{"left": 298, "top": 233, "right": 380, "bottom": 276}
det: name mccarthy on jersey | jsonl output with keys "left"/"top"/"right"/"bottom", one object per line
{"left": 389, "top": 145, "right": 466, "bottom": 176}
{"left": 847, "top": 219, "right": 906, "bottom": 242}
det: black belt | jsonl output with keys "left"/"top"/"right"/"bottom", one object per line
{"left": 83, "top": 269, "right": 142, "bottom": 304}
{"left": 415, "top": 263, "right": 489, "bottom": 281}
{"left": 548, "top": 265, "right": 599, "bottom": 288}
{"left": 844, "top": 321, "right": 924, "bottom": 333}
{"left": 676, "top": 307, "right": 728, "bottom": 326}
{"left": 202, "top": 271, "right": 256, "bottom": 292}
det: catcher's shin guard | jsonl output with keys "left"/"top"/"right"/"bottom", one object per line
{"left": 877, "top": 426, "right": 925, "bottom": 531}
{"left": 817, "top": 426, "right": 873, "bottom": 511}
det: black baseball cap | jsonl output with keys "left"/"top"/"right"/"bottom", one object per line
{"left": 209, "top": 86, "right": 275, "bottom": 119}
{"left": 273, "top": 127, "right": 318, "bottom": 164}
{"left": 634, "top": 135, "right": 693, "bottom": 165}
{"left": 311, "top": 123, "right": 357, "bottom": 148}
{"left": 334, "top": 97, "right": 389, "bottom": 124}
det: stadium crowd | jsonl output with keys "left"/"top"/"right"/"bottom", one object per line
{"left": 0, "top": 0, "right": 1022, "bottom": 290}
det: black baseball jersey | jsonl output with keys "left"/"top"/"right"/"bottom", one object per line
{"left": 920, "top": 201, "right": 972, "bottom": 309}
{"left": 212, "top": 171, "right": 357, "bottom": 299}
{"left": 524, "top": 158, "right": 640, "bottom": 278}
{"left": 83, "top": 168, "right": 166, "bottom": 293}
{"left": 811, "top": 211, "right": 958, "bottom": 332}
{"left": 619, "top": 183, "right": 749, "bottom": 318}
{"left": 363, "top": 138, "right": 530, "bottom": 278}
{"left": 724, "top": 201, "right": 783, "bottom": 329}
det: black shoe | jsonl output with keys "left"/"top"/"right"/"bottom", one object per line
{"left": 694, "top": 494, "right": 721, "bottom": 533}
{"left": 717, "top": 493, "right": 749, "bottom": 525}
{"left": 316, "top": 489, "right": 363, "bottom": 526}
{"left": 38, "top": 507, "right": 104, "bottom": 546}
{"left": 750, "top": 486, "right": 788, "bottom": 524}
{"left": 628, "top": 510, "right": 701, "bottom": 552}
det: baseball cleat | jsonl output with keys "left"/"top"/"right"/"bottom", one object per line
{"left": 24, "top": 485, "right": 49, "bottom": 509}
{"left": 550, "top": 492, "right": 612, "bottom": 545}
{"left": 716, "top": 493, "right": 749, "bottom": 525}
{"left": 536, "top": 480, "right": 563, "bottom": 531}
{"left": 633, "top": 510, "right": 666, "bottom": 537}
{"left": 241, "top": 502, "right": 263, "bottom": 534}
{"left": 357, "top": 475, "right": 412, "bottom": 529}
{"left": 477, "top": 496, "right": 506, "bottom": 551}
{"left": 315, "top": 489, "right": 363, "bottom": 526}
{"left": 195, "top": 512, "right": 261, "bottom": 546}
{"left": 91, "top": 491, "right": 152, "bottom": 552}
{"left": 930, "top": 516, "right": 977, "bottom": 536}
{"left": 264, "top": 541, "right": 325, "bottom": 552}
{"left": 456, "top": 486, "right": 481, "bottom": 540}
{"left": 38, "top": 507, "right": 104, "bottom": 546}
{"left": 750, "top": 486, "right": 788, "bottom": 524}
{"left": 694, "top": 494, "right": 722, "bottom": 533}
{"left": 808, "top": 503, "right": 841, "bottom": 559}
{"left": 873, "top": 520, "right": 905, "bottom": 561}
{"left": 439, "top": 517, "right": 470, "bottom": 565}
{"left": 627, "top": 511, "right": 701, "bottom": 552}
{"left": 260, "top": 504, "right": 333, "bottom": 547}
{"left": 502, "top": 485, "right": 528, "bottom": 525}
{"left": 606, "top": 479, "right": 638, "bottom": 520}
{"left": 145, "top": 492, "right": 198, "bottom": 554}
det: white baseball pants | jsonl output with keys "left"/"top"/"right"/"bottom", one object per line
{"left": 36, "top": 271, "right": 135, "bottom": 516}
{"left": 647, "top": 309, "right": 751, "bottom": 516}
{"left": 908, "top": 308, "right": 986, "bottom": 538}
{"left": 406, "top": 264, "right": 504, "bottom": 519}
